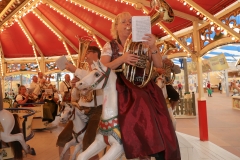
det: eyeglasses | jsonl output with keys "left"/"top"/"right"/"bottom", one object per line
{"left": 87, "top": 50, "right": 96, "bottom": 54}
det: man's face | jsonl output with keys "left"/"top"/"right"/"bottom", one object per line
{"left": 38, "top": 72, "right": 43, "bottom": 79}
{"left": 33, "top": 76, "right": 38, "bottom": 83}
{"left": 85, "top": 50, "right": 98, "bottom": 64}
{"left": 65, "top": 74, "right": 70, "bottom": 82}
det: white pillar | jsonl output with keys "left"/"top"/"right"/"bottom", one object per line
{"left": 224, "top": 70, "right": 229, "bottom": 96}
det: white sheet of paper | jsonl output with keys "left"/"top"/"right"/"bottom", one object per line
{"left": 56, "top": 56, "right": 68, "bottom": 70}
{"left": 132, "top": 16, "right": 151, "bottom": 42}
{"left": 44, "top": 89, "right": 53, "bottom": 94}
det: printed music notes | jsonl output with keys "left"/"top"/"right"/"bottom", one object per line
{"left": 132, "top": 16, "right": 151, "bottom": 42}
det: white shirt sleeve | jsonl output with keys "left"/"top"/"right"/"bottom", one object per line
{"left": 74, "top": 69, "right": 89, "bottom": 79}
{"left": 16, "top": 95, "right": 23, "bottom": 101}
{"left": 33, "top": 85, "right": 41, "bottom": 98}
{"left": 59, "top": 82, "right": 65, "bottom": 98}
{"left": 101, "top": 42, "right": 112, "bottom": 57}
{"left": 54, "top": 92, "right": 59, "bottom": 99}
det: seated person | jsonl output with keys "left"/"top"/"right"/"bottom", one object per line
{"left": 32, "top": 78, "right": 49, "bottom": 100}
{"left": 40, "top": 84, "right": 60, "bottom": 123}
{"left": 15, "top": 85, "right": 35, "bottom": 107}
{"left": 16, "top": 84, "right": 53, "bottom": 120}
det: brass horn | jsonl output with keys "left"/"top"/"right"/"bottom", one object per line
{"left": 76, "top": 36, "right": 93, "bottom": 69}
{"left": 122, "top": 0, "right": 174, "bottom": 88}
{"left": 75, "top": 36, "right": 94, "bottom": 102}
{"left": 162, "top": 41, "right": 177, "bottom": 85}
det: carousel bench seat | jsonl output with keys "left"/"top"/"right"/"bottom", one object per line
{"left": 17, "top": 102, "right": 48, "bottom": 130}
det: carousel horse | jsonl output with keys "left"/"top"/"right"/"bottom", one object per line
{"left": 76, "top": 60, "right": 124, "bottom": 160}
{"left": 0, "top": 109, "right": 34, "bottom": 159}
{"left": 59, "top": 103, "right": 89, "bottom": 160}
{"left": 155, "top": 74, "right": 176, "bottom": 130}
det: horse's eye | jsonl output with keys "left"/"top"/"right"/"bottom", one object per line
{"left": 95, "top": 72, "right": 100, "bottom": 77}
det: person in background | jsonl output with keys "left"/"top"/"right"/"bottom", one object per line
{"left": 158, "top": 58, "right": 180, "bottom": 111}
{"left": 40, "top": 84, "right": 60, "bottom": 123}
{"left": 178, "top": 82, "right": 182, "bottom": 92}
{"left": 59, "top": 74, "right": 71, "bottom": 103}
{"left": 207, "top": 81, "right": 212, "bottom": 97}
{"left": 218, "top": 82, "right": 222, "bottom": 94}
{"left": 15, "top": 85, "right": 31, "bottom": 106}
{"left": 32, "top": 78, "right": 49, "bottom": 100}
{"left": 29, "top": 75, "right": 38, "bottom": 94}
{"left": 100, "top": 12, "right": 180, "bottom": 160}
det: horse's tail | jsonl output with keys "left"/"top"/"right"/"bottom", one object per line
{"left": 10, "top": 114, "right": 23, "bottom": 159}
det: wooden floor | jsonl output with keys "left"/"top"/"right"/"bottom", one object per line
{"left": 9, "top": 92, "right": 240, "bottom": 159}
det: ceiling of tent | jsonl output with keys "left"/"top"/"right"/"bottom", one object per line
{"left": 0, "top": 0, "right": 238, "bottom": 61}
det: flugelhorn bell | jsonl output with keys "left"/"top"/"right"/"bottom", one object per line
{"left": 75, "top": 36, "right": 94, "bottom": 102}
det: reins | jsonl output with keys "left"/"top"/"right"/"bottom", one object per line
{"left": 89, "top": 67, "right": 111, "bottom": 90}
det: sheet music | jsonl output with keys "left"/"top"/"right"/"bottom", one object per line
{"left": 56, "top": 56, "right": 68, "bottom": 70}
{"left": 132, "top": 16, "right": 151, "bottom": 42}
{"left": 44, "top": 89, "right": 53, "bottom": 95}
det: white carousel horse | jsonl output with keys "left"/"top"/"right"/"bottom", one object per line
{"left": 0, "top": 109, "right": 32, "bottom": 159}
{"left": 59, "top": 103, "right": 89, "bottom": 160}
{"left": 156, "top": 74, "right": 176, "bottom": 130}
{"left": 76, "top": 60, "right": 124, "bottom": 160}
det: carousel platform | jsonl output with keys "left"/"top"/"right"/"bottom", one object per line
{"left": 20, "top": 92, "right": 240, "bottom": 160}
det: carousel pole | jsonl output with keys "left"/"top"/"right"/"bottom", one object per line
{"left": 193, "top": 21, "right": 208, "bottom": 141}
{"left": 0, "top": 78, "right": 3, "bottom": 111}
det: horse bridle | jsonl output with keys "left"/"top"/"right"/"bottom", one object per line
{"left": 68, "top": 107, "right": 75, "bottom": 121}
{"left": 88, "top": 67, "right": 111, "bottom": 90}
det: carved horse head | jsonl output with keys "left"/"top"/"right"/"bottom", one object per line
{"left": 60, "top": 103, "right": 88, "bottom": 124}
{"left": 76, "top": 60, "right": 115, "bottom": 91}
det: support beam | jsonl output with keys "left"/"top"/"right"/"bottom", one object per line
{"left": 0, "top": 0, "right": 41, "bottom": 29}
{"left": 173, "top": 10, "right": 202, "bottom": 22}
{"left": 0, "top": 41, "right": 5, "bottom": 77}
{"left": 0, "top": 0, "right": 30, "bottom": 26}
{"left": 18, "top": 19, "right": 44, "bottom": 58}
{"left": 192, "top": 20, "right": 208, "bottom": 141}
{"left": 71, "top": 0, "right": 115, "bottom": 20}
{"left": 158, "top": 22, "right": 193, "bottom": 55}
{"left": 33, "top": 8, "right": 78, "bottom": 53}
{"left": 46, "top": 0, "right": 110, "bottom": 43}
{"left": 0, "top": 0, "right": 17, "bottom": 20}
{"left": 18, "top": 19, "right": 44, "bottom": 72}
{"left": 184, "top": 0, "right": 240, "bottom": 40}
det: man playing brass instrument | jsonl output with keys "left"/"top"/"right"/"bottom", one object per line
{"left": 156, "top": 58, "right": 180, "bottom": 110}
{"left": 62, "top": 46, "right": 102, "bottom": 160}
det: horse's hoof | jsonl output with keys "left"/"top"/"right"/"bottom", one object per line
{"left": 30, "top": 148, "right": 36, "bottom": 155}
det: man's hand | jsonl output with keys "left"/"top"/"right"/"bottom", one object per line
{"left": 71, "top": 77, "right": 80, "bottom": 87}
{"left": 65, "top": 62, "right": 77, "bottom": 73}
{"left": 163, "top": 58, "right": 174, "bottom": 67}
{"left": 156, "top": 68, "right": 166, "bottom": 75}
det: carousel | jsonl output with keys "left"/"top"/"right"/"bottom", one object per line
{"left": 0, "top": 0, "right": 240, "bottom": 159}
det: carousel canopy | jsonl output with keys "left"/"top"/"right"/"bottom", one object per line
{"left": 0, "top": 0, "right": 239, "bottom": 74}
